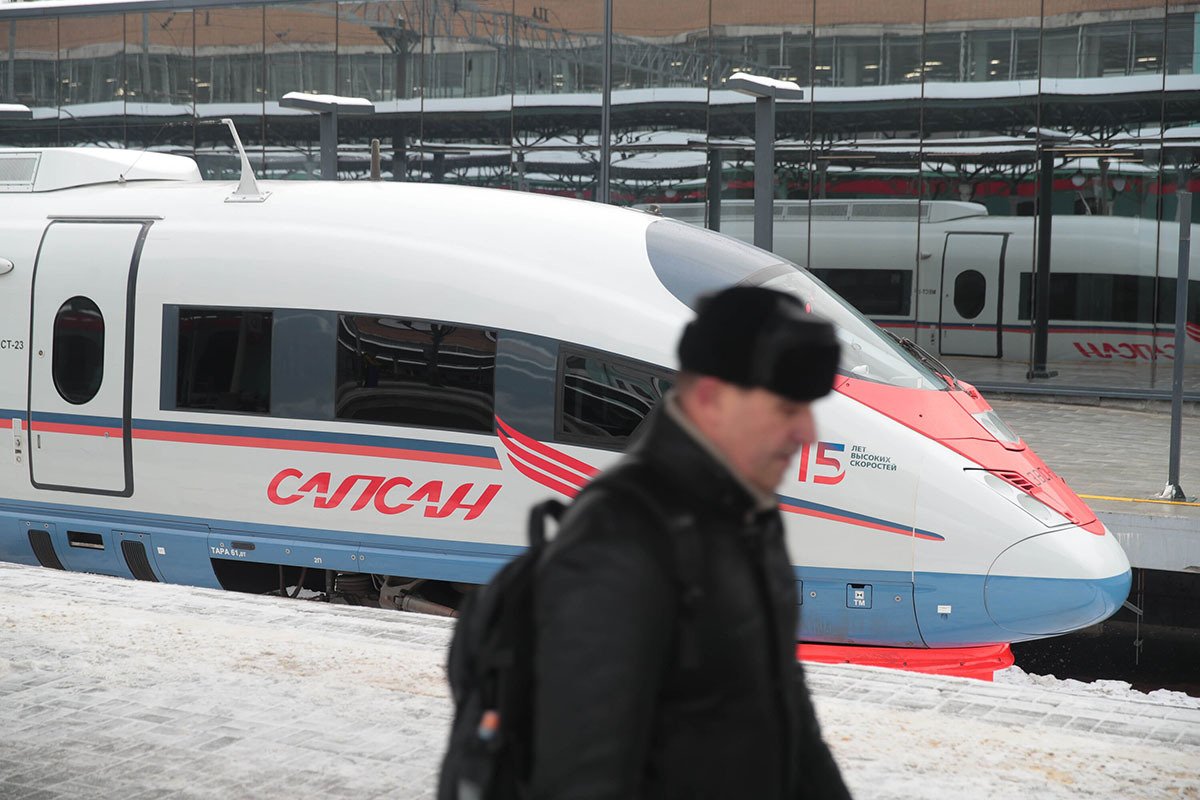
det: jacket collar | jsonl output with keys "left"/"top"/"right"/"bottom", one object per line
{"left": 627, "top": 392, "right": 776, "bottom": 520}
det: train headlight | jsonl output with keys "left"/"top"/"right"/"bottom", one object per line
{"left": 972, "top": 410, "right": 1021, "bottom": 447}
{"left": 978, "top": 471, "right": 1070, "bottom": 528}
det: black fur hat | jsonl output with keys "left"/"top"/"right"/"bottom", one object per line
{"left": 677, "top": 286, "right": 841, "bottom": 402}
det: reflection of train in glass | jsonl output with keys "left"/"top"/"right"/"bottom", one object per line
{"left": 0, "top": 147, "right": 1129, "bottom": 661}
{"left": 652, "top": 200, "right": 1200, "bottom": 364}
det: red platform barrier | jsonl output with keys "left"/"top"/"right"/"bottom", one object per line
{"left": 796, "top": 642, "right": 1014, "bottom": 682}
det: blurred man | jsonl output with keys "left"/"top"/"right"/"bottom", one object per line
{"left": 533, "top": 286, "right": 852, "bottom": 800}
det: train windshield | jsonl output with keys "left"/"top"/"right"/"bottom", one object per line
{"left": 646, "top": 219, "right": 945, "bottom": 390}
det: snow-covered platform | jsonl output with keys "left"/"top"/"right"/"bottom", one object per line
{"left": 1, "top": 562, "right": 1197, "bottom": 800}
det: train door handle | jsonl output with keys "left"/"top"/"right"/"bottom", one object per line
{"left": 10, "top": 418, "right": 21, "bottom": 464}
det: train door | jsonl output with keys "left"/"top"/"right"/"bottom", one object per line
{"left": 27, "top": 220, "right": 150, "bottom": 496}
{"left": 938, "top": 233, "right": 1006, "bottom": 358}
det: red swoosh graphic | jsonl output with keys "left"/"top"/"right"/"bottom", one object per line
{"left": 495, "top": 416, "right": 598, "bottom": 499}
{"left": 507, "top": 455, "right": 581, "bottom": 498}
{"left": 497, "top": 428, "right": 588, "bottom": 490}
{"left": 496, "top": 417, "right": 598, "bottom": 479}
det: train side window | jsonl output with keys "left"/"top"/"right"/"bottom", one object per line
{"left": 1156, "top": 278, "right": 1200, "bottom": 325}
{"left": 1018, "top": 273, "right": 1157, "bottom": 322}
{"left": 52, "top": 296, "right": 104, "bottom": 405}
{"left": 953, "top": 270, "right": 987, "bottom": 319}
{"left": 176, "top": 309, "right": 272, "bottom": 413}
{"left": 335, "top": 315, "right": 496, "bottom": 433}
{"left": 558, "top": 349, "right": 673, "bottom": 449}
{"left": 809, "top": 268, "right": 913, "bottom": 316}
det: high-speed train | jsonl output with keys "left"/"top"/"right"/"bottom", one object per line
{"left": 652, "top": 199, "right": 1200, "bottom": 364}
{"left": 0, "top": 146, "right": 1130, "bottom": 655}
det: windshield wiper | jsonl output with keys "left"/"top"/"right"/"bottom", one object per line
{"left": 884, "top": 331, "right": 961, "bottom": 390}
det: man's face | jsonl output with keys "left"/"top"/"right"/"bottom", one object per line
{"left": 706, "top": 383, "right": 817, "bottom": 495}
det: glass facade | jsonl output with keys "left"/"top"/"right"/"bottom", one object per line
{"left": 1, "top": 0, "right": 1197, "bottom": 394}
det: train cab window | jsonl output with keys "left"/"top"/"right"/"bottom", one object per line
{"left": 335, "top": 315, "right": 496, "bottom": 433}
{"left": 52, "top": 296, "right": 104, "bottom": 405}
{"left": 953, "top": 270, "right": 987, "bottom": 319}
{"left": 176, "top": 309, "right": 272, "bottom": 413}
{"left": 646, "top": 218, "right": 945, "bottom": 391}
{"left": 558, "top": 350, "right": 672, "bottom": 448}
{"left": 809, "top": 269, "right": 913, "bottom": 316}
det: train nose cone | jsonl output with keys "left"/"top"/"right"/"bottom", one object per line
{"left": 984, "top": 525, "right": 1132, "bottom": 636}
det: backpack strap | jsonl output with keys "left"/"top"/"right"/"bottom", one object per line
{"left": 473, "top": 500, "right": 566, "bottom": 701}
{"left": 584, "top": 466, "right": 706, "bottom": 672}
{"left": 527, "top": 498, "right": 566, "bottom": 548}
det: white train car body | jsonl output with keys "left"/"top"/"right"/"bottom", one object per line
{"left": 0, "top": 149, "right": 1130, "bottom": 649}
{"left": 661, "top": 199, "right": 1200, "bottom": 365}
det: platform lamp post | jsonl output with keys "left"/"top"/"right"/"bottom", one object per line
{"left": 597, "top": 0, "right": 613, "bottom": 204}
{"left": 725, "top": 73, "right": 805, "bottom": 252}
{"left": 1028, "top": 147, "right": 1059, "bottom": 379}
{"left": 279, "top": 93, "right": 375, "bottom": 181}
{"left": 707, "top": 146, "right": 723, "bottom": 232}
{"left": 0, "top": 103, "right": 32, "bottom": 120}
{"left": 1161, "top": 190, "right": 1191, "bottom": 501}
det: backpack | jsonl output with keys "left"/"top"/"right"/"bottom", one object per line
{"left": 437, "top": 471, "right": 702, "bottom": 800}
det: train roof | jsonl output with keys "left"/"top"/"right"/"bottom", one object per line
{"left": 0, "top": 147, "right": 693, "bottom": 366}
{"left": 650, "top": 198, "right": 990, "bottom": 225}
{"left": 0, "top": 148, "right": 201, "bottom": 192}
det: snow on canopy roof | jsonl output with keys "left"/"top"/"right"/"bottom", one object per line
{"left": 279, "top": 92, "right": 375, "bottom": 113}
{"left": 13, "top": 74, "right": 1200, "bottom": 123}
{"left": 1111, "top": 127, "right": 1200, "bottom": 148}
{"left": 0, "top": 0, "right": 161, "bottom": 13}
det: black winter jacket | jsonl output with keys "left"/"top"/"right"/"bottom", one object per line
{"left": 531, "top": 404, "right": 852, "bottom": 800}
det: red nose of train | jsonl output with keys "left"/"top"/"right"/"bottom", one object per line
{"left": 834, "top": 375, "right": 1131, "bottom": 645}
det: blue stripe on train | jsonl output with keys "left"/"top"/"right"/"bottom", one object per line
{"left": 1, "top": 408, "right": 498, "bottom": 461}
{"left": 0, "top": 495, "right": 1129, "bottom": 647}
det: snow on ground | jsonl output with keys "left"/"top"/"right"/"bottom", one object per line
{"left": 997, "top": 665, "right": 1200, "bottom": 710}
{"left": 811, "top": 669, "right": 1200, "bottom": 800}
{"left": 0, "top": 562, "right": 1197, "bottom": 800}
